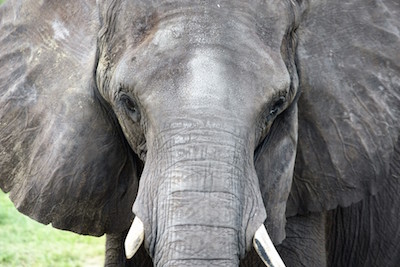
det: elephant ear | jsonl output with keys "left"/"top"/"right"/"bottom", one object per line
{"left": 287, "top": 0, "right": 400, "bottom": 216}
{"left": 0, "top": 0, "right": 139, "bottom": 236}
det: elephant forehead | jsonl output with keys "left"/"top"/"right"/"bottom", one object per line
{"left": 124, "top": 0, "right": 292, "bottom": 55}
{"left": 116, "top": 31, "right": 290, "bottom": 112}
{"left": 111, "top": 0, "right": 293, "bottom": 114}
{"left": 179, "top": 49, "right": 289, "bottom": 110}
{"left": 113, "top": 0, "right": 293, "bottom": 64}
{"left": 182, "top": 50, "right": 240, "bottom": 108}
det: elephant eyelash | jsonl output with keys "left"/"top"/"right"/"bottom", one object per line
{"left": 113, "top": 84, "right": 124, "bottom": 101}
{"left": 123, "top": 96, "right": 137, "bottom": 112}
{"left": 270, "top": 96, "right": 286, "bottom": 116}
{"left": 266, "top": 95, "right": 286, "bottom": 122}
{"left": 120, "top": 94, "right": 141, "bottom": 123}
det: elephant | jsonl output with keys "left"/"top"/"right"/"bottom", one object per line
{"left": 0, "top": 0, "right": 399, "bottom": 266}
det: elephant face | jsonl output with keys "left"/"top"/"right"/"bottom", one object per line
{"left": 1, "top": 0, "right": 399, "bottom": 266}
{"left": 95, "top": 1, "right": 298, "bottom": 264}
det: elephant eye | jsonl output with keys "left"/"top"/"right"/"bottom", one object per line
{"left": 121, "top": 95, "right": 140, "bottom": 123}
{"left": 268, "top": 96, "right": 286, "bottom": 120}
{"left": 123, "top": 96, "right": 136, "bottom": 112}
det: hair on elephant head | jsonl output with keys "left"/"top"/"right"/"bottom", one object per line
{"left": 1, "top": 0, "right": 399, "bottom": 266}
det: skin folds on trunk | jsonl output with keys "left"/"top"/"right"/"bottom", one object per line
{"left": 132, "top": 115, "right": 267, "bottom": 266}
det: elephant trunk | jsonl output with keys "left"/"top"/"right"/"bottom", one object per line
{"left": 132, "top": 117, "right": 267, "bottom": 266}
{"left": 154, "top": 189, "right": 241, "bottom": 266}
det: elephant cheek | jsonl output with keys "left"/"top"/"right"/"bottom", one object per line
{"left": 255, "top": 105, "right": 298, "bottom": 244}
{"left": 256, "top": 139, "right": 297, "bottom": 244}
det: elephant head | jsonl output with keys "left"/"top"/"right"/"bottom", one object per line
{"left": 0, "top": 0, "right": 399, "bottom": 266}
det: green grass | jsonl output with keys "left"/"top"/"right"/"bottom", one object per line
{"left": 0, "top": 191, "right": 105, "bottom": 267}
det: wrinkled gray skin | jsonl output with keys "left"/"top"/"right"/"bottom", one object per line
{"left": 0, "top": 0, "right": 399, "bottom": 266}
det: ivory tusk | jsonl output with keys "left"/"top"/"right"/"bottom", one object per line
{"left": 253, "top": 224, "right": 286, "bottom": 267}
{"left": 124, "top": 216, "right": 145, "bottom": 259}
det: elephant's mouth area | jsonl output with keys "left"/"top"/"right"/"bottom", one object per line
{"left": 124, "top": 216, "right": 285, "bottom": 267}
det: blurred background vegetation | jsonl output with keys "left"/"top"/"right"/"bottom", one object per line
{"left": 0, "top": 192, "right": 105, "bottom": 267}
{"left": 0, "top": 0, "right": 105, "bottom": 266}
